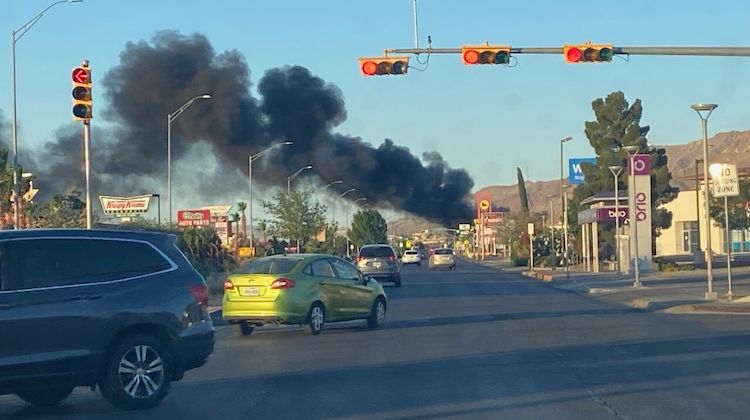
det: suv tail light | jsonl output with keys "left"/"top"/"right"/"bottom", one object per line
{"left": 223, "top": 279, "right": 235, "bottom": 290}
{"left": 357, "top": 256, "right": 365, "bottom": 263}
{"left": 270, "top": 278, "right": 296, "bottom": 289}
{"left": 388, "top": 255, "right": 396, "bottom": 262}
{"left": 189, "top": 284, "right": 208, "bottom": 307}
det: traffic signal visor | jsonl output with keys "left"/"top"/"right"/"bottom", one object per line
{"left": 462, "top": 45, "right": 511, "bottom": 65}
{"left": 72, "top": 67, "right": 92, "bottom": 121}
{"left": 563, "top": 44, "right": 614, "bottom": 63}
{"left": 359, "top": 56, "right": 409, "bottom": 76}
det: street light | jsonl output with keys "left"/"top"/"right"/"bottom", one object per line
{"left": 691, "top": 102, "right": 718, "bottom": 299}
{"left": 322, "top": 180, "right": 343, "bottom": 191}
{"left": 333, "top": 188, "right": 356, "bottom": 225}
{"left": 167, "top": 94, "right": 211, "bottom": 224}
{"left": 288, "top": 165, "right": 313, "bottom": 194}
{"left": 560, "top": 136, "right": 573, "bottom": 255}
{"left": 248, "top": 141, "right": 293, "bottom": 246}
{"left": 609, "top": 165, "right": 623, "bottom": 273}
{"left": 11, "top": 0, "right": 83, "bottom": 229}
{"left": 623, "top": 144, "right": 642, "bottom": 287}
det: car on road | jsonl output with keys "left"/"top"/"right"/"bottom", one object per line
{"left": 429, "top": 248, "right": 456, "bottom": 270}
{"left": 0, "top": 229, "right": 215, "bottom": 410}
{"left": 356, "top": 244, "right": 402, "bottom": 287}
{"left": 222, "top": 254, "right": 387, "bottom": 336}
{"left": 402, "top": 249, "right": 421, "bottom": 265}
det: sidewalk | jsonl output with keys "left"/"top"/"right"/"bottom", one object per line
{"left": 470, "top": 256, "right": 750, "bottom": 315}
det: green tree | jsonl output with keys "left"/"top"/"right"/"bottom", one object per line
{"left": 348, "top": 208, "right": 387, "bottom": 248}
{"left": 260, "top": 190, "right": 327, "bottom": 251}
{"left": 709, "top": 178, "right": 750, "bottom": 230}
{"left": 517, "top": 167, "right": 529, "bottom": 216}
{"left": 28, "top": 190, "right": 85, "bottom": 228}
{"left": 568, "top": 91, "right": 678, "bottom": 254}
{"left": 305, "top": 222, "right": 339, "bottom": 254}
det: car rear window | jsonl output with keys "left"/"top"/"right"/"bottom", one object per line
{"left": 405, "top": 250, "right": 418, "bottom": 255}
{"left": 240, "top": 257, "right": 302, "bottom": 274}
{"left": 435, "top": 249, "right": 453, "bottom": 255}
{"left": 359, "top": 247, "right": 395, "bottom": 258}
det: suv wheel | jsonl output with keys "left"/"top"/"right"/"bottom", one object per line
{"left": 100, "top": 334, "right": 173, "bottom": 410}
{"left": 367, "top": 298, "right": 387, "bottom": 328}
{"left": 305, "top": 303, "right": 325, "bottom": 335}
{"left": 16, "top": 386, "right": 74, "bottom": 407}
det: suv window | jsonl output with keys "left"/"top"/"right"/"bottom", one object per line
{"left": 240, "top": 257, "right": 302, "bottom": 274}
{"left": 331, "top": 259, "right": 361, "bottom": 281}
{"left": 11, "top": 238, "right": 172, "bottom": 290}
{"left": 404, "top": 250, "right": 418, "bottom": 255}
{"left": 359, "top": 246, "right": 395, "bottom": 258}
{"left": 308, "top": 259, "right": 336, "bottom": 278}
{"left": 435, "top": 249, "right": 453, "bottom": 255}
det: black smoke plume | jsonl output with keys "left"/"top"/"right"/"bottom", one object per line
{"left": 34, "top": 31, "right": 473, "bottom": 225}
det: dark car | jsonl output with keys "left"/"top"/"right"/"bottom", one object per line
{"left": 0, "top": 229, "right": 214, "bottom": 410}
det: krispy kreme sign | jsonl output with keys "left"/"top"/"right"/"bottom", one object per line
{"left": 99, "top": 195, "right": 152, "bottom": 215}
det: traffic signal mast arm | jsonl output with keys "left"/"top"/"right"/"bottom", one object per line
{"left": 384, "top": 46, "right": 750, "bottom": 57}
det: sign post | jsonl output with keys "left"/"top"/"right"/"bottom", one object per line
{"left": 710, "top": 163, "right": 740, "bottom": 299}
{"left": 527, "top": 222, "right": 535, "bottom": 272}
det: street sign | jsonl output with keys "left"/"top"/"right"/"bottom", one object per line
{"left": 479, "top": 199, "right": 490, "bottom": 211}
{"left": 710, "top": 163, "right": 740, "bottom": 197}
{"left": 99, "top": 195, "right": 151, "bottom": 216}
{"left": 527, "top": 222, "right": 534, "bottom": 235}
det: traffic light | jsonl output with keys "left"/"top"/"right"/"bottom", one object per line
{"left": 71, "top": 66, "right": 92, "bottom": 121}
{"left": 461, "top": 45, "right": 511, "bottom": 65}
{"left": 358, "top": 56, "right": 409, "bottom": 76}
{"left": 563, "top": 43, "right": 614, "bottom": 63}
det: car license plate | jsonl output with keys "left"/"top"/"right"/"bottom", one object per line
{"left": 241, "top": 287, "right": 261, "bottom": 297}
{"left": 374, "top": 262, "right": 382, "bottom": 268}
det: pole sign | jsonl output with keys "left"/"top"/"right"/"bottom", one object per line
{"left": 177, "top": 209, "right": 211, "bottom": 227}
{"left": 484, "top": 212, "right": 504, "bottom": 225}
{"left": 627, "top": 154, "right": 653, "bottom": 271}
{"left": 710, "top": 163, "right": 740, "bottom": 197}
{"left": 568, "top": 158, "right": 597, "bottom": 185}
{"left": 99, "top": 195, "right": 151, "bottom": 216}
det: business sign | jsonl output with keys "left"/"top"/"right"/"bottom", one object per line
{"left": 200, "top": 205, "right": 232, "bottom": 217}
{"left": 484, "top": 212, "right": 504, "bottom": 225}
{"left": 577, "top": 207, "right": 629, "bottom": 224}
{"left": 627, "top": 154, "right": 652, "bottom": 272}
{"left": 710, "top": 163, "right": 740, "bottom": 198}
{"left": 458, "top": 223, "right": 471, "bottom": 232}
{"left": 569, "top": 158, "right": 597, "bottom": 185}
{"left": 99, "top": 195, "right": 151, "bottom": 215}
{"left": 177, "top": 209, "right": 211, "bottom": 227}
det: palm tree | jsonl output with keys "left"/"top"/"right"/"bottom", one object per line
{"left": 236, "top": 202, "right": 248, "bottom": 244}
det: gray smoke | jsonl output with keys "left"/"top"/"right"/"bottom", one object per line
{"left": 33, "top": 31, "right": 473, "bottom": 225}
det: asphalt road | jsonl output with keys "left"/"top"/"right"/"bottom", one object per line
{"left": 4, "top": 260, "right": 750, "bottom": 419}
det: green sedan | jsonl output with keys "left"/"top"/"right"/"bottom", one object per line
{"left": 222, "top": 254, "right": 387, "bottom": 336}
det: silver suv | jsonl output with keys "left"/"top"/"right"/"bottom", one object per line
{"left": 356, "top": 244, "right": 401, "bottom": 287}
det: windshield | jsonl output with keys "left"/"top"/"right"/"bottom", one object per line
{"left": 435, "top": 249, "right": 453, "bottom": 255}
{"left": 359, "top": 247, "right": 394, "bottom": 258}
{"left": 239, "top": 257, "right": 302, "bottom": 274}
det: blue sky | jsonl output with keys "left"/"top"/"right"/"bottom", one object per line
{"left": 3, "top": 0, "right": 750, "bottom": 192}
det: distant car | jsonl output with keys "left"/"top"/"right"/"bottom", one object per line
{"left": 356, "top": 244, "right": 402, "bottom": 287}
{"left": 0, "top": 229, "right": 215, "bottom": 410}
{"left": 418, "top": 249, "right": 429, "bottom": 260}
{"left": 223, "top": 254, "right": 387, "bottom": 335}
{"left": 402, "top": 249, "right": 421, "bottom": 265}
{"left": 429, "top": 248, "right": 456, "bottom": 270}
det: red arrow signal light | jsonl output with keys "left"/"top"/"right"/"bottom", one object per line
{"left": 72, "top": 67, "right": 90, "bottom": 84}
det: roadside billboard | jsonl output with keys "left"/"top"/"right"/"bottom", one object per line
{"left": 177, "top": 209, "right": 211, "bottom": 227}
{"left": 99, "top": 195, "right": 151, "bottom": 216}
{"left": 568, "top": 158, "right": 597, "bottom": 185}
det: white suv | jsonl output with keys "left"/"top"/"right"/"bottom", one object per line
{"left": 401, "top": 250, "right": 421, "bottom": 265}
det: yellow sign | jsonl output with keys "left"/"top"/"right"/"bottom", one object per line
{"left": 463, "top": 239, "right": 469, "bottom": 245}
{"left": 405, "top": 240, "right": 412, "bottom": 249}
{"left": 479, "top": 200, "right": 490, "bottom": 211}
{"left": 238, "top": 247, "right": 255, "bottom": 258}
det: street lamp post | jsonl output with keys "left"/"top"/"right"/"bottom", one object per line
{"left": 695, "top": 158, "right": 703, "bottom": 253}
{"left": 691, "top": 103, "right": 719, "bottom": 300}
{"left": 560, "top": 136, "right": 573, "bottom": 256}
{"left": 151, "top": 193, "right": 161, "bottom": 226}
{"left": 11, "top": 0, "right": 83, "bottom": 229}
{"left": 546, "top": 193, "right": 556, "bottom": 251}
{"left": 333, "top": 188, "right": 356, "bottom": 227}
{"left": 623, "top": 145, "right": 642, "bottom": 287}
{"left": 249, "top": 141, "right": 293, "bottom": 247}
{"left": 318, "top": 180, "right": 343, "bottom": 208}
{"left": 287, "top": 165, "right": 313, "bottom": 194}
{"left": 609, "top": 165, "right": 623, "bottom": 273}
{"left": 167, "top": 94, "right": 211, "bottom": 225}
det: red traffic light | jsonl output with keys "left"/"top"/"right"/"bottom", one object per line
{"left": 461, "top": 45, "right": 511, "bottom": 65}
{"left": 564, "top": 44, "right": 614, "bottom": 63}
{"left": 565, "top": 47, "right": 582, "bottom": 63}
{"left": 72, "top": 67, "right": 90, "bottom": 84}
{"left": 358, "top": 56, "right": 409, "bottom": 76}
